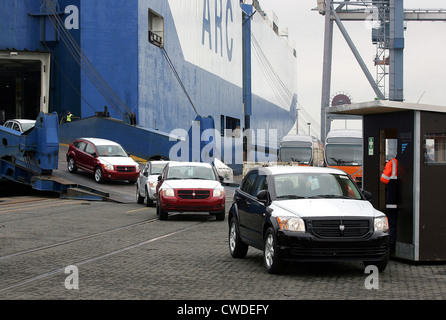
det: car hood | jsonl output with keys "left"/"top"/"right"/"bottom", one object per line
{"left": 98, "top": 157, "right": 138, "bottom": 166}
{"left": 162, "top": 179, "right": 221, "bottom": 189}
{"left": 271, "top": 199, "right": 383, "bottom": 218}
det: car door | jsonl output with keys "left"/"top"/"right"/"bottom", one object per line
{"left": 77, "top": 141, "right": 97, "bottom": 173}
{"left": 73, "top": 141, "right": 88, "bottom": 171}
{"left": 139, "top": 162, "right": 149, "bottom": 188}
{"left": 235, "top": 171, "right": 258, "bottom": 246}
{"left": 242, "top": 174, "right": 269, "bottom": 247}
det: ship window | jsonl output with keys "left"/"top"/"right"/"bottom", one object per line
{"left": 220, "top": 115, "right": 225, "bottom": 137}
{"left": 148, "top": 9, "right": 164, "bottom": 48}
{"left": 424, "top": 133, "right": 446, "bottom": 165}
{"left": 225, "top": 116, "right": 241, "bottom": 138}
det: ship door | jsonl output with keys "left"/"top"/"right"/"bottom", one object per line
{"left": 0, "top": 52, "right": 50, "bottom": 123}
{"left": 378, "top": 128, "right": 398, "bottom": 211}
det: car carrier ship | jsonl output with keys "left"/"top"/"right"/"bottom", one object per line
{"left": 0, "top": 0, "right": 298, "bottom": 175}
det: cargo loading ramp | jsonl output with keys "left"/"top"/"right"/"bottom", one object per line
{"left": 0, "top": 112, "right": 115, "bottom": 202}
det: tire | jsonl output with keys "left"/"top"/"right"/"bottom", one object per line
{"left": 263, "top": 227, "right": 284, "bottom": 274}
{"left": 144, "top": 187, "right": 153, "bottom": 207}
{"left": 228, "top": 217, "right": 248, "bottom": 258}
{"left": 136, "top": 184, "right": 144, "bottom": 204}
{"left": 67, "top": 157, "right": 78, "bottom": 173}
{"left": 215, "top": 206, "right": 225, "bottom": 221}
{"left": 364, "top": 251, "right": 389, "bottom": 272}
{"left": 94, "top": 167, "right": 104, "bottom": 183}
{"left": 157, "top": 200, "right": 168, "bottom": 220}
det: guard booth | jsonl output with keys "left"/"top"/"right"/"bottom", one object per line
{"left": 327, "top": 100, "right": 446, "bottom": 262}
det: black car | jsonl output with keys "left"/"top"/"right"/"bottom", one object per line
{"left": 228, "top": 166, "right": 389, "bottom": 274}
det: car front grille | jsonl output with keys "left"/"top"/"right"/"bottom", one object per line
{"left": 116, "top": 166, "right": 136, "bottom": 172}
{"left": 289, "top": 243, "right": 387, "bottom": 259}
{"left": 177, "top": 189, "right": 211, "bottom": 200}
{"left": 309, "top": 218, "right": 371, "bottom": 239}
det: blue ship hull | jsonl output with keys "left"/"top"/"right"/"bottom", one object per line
{"left": 0, "top": 0, "right": 298, "bottom": 170}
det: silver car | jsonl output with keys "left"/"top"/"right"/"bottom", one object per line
{"left": 136, "top": 160, "right": 171, "bottom": 206}
{"left": 3, "top": 119, "right": 35, "bottom": 133}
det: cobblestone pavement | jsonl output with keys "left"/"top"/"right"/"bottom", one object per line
{"left": 1, "top": 192, "right": 446, "bottom": 301}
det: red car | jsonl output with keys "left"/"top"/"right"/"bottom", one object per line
{"left": 66, "top": 138, "right": 140, "bottom": 183}
{"left": 156, "top": 162, "right": 226, "bottom": 221}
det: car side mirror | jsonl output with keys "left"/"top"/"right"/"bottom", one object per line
{"left": 157, "top": 175, "right": 162, "bottom": 182}
{"left": 257, "top": 189, "right": 271, "bottom": 206}
{"left": 362, "top": 190, "right": 372, "bottom": 201}
{"left": 219, "top": 175, "right": 224, "bottom": 183}
{"left": 143, "top": 171, "right": 149, "bottom": 177}
{"left": 92, "top": 152, "right": 97, "bottom": 158}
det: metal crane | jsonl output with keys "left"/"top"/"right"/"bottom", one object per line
{"left": 317, "top": 0, "right": 446, "bottom": 142}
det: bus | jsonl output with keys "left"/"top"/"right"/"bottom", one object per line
{"left": 324, "top": 129, "right": 363, "bottom": 187}
{"left": 278, "top": 135, "right": 325, "bottom": 167}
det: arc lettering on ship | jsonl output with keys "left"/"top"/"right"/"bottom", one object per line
{"left": 202, "top": 0, "right": 234, "bottom": 61}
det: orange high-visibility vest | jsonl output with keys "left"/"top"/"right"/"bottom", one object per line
{"left": 381, "top": 158, "right": 397, "bottom": 184}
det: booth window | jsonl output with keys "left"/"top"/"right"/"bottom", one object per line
{"left": 424, "top": 133, "right": 446, "bottom": 165}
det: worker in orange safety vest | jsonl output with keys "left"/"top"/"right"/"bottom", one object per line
{"left": 381, "top": 156, "right": 398, "bottom": 254}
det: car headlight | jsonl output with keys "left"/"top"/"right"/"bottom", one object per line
{"left": 374, "top": 216, "right": 389, "bottom": 232}
{"left": 162, "top": 188, "right": 175, "bottom": 197}
{"left": 102, "top": 163, "right": 114, "bottom": 171}
{"left": 277, "top": 217, "right": 305, "bottom": 232}
{"left": 148, "top": 181, "right": 157, "bottom": 188}
{"left": 213, "top": 187, "right": 225, "bottom": 197}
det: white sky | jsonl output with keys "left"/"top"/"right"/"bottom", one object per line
{"left": 258, "top": 0, "right": 446, "bottom": 133}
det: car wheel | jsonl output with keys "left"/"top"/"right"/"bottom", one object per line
{"left": 94, "top": 167, "right": 104, "bottom": 183}
{"left": 364, "top": 250, "right": 389, "bottom": 272}
{"left": 229, "top": 217, "right": 248, "bottom": 258}
{"left": 144, "top": 187, "right": 153, "bottom": 207}
{"left": 136, "top": 184, "right": 144, "bottom": 204}
{"left": 157, "top": 200, "right": 168, "bottom": 220}
{"left": 264, "top": 227, "right": 284, "bottom": 274}
{"left": 67, "top": 157, "right": 78, "bottom": 173}
{"left": 215, "top": 206, "right": 225, "bottom": 221}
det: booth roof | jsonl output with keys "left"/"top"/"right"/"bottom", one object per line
{"left": 326, "top": 100, "right": 446, "bottom": 116}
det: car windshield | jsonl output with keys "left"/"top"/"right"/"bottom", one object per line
{"left": 151, "top": 163, "right": 168, "bottom": 174}
{"left": 325, "top": 144, "right": 362, "bottom": 166}
{"left": 167, "top": 165, "right": 216, "bottom": 180}
{"left": 96, "top": 145, "right": 128, "bottom": 157}
{"left": 273, "top": 173, "right": 362, "bottom": 200}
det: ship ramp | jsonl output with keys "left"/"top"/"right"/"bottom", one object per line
{"left": 0, "top": 112, "right": 114, "bottom": 201}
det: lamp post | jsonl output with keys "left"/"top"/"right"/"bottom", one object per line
{"left": 307, "top": 122, "right": 311, "bottom": 135}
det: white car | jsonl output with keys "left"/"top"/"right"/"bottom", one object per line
{"left": 229, "top": 166, "right": 389, "bottom": 274}
{"left": 3, "top": 119, "right": 35, "bottom": 133}
{"left": 136, "top": 160, "right": 171, "bottom": 206}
